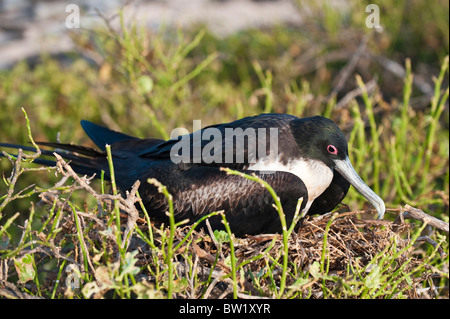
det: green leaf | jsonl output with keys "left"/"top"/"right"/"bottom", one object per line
{"left": 364, "top": 264, "right": 381, "bottom": 289}
{"left": 309, "top": 261, "right": 321, "bottom": 279}
{"left": 289, "top": 277, "right": 310, "bottom": 291}
{"left": 14, "top": 253, "right": 36, "bottom": 283}
{"left": 117, "top": 250, "right": 140, "bottom": 281}
{"left": 213, "top": 229, "right": 230, "bottom": 244}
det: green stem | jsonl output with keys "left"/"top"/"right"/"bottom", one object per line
{"left": 356, "top": 75, "right": 380, "bottom": 194}
{"left": 220, "top": 213, "right": 238, "bottom": 299}
{"left": 220, "top": 167, "right": 302, "bottom": 298}
{"left": 147, "top": 178, "right": 175, "bottom": 299}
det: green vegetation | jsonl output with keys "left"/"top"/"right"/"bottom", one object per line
{"left": 0, "top": 0, "right": 448, "bottom": 299}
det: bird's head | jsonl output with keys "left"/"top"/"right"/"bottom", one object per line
{"left": 290, "top": 116, "right": 385, "bottom": 219}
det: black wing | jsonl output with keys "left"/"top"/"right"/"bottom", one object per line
{"left": 138, "top": 113, "right": 301, "bottom": 169}
{"left": 136, "top": 163, "right": 307, "bottom": 236}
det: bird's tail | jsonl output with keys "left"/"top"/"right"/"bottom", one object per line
{"left": 1, "top": 120, "right": 166, "bottom": 180}
{"left": 0, "top": 141, "right": 106, "bottom": 177}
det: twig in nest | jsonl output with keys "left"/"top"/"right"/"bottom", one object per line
{"left": 192, "top": 242, "right": 230, "bottom": 274}
{"left": 236, "top": 292, "right": 271, "bottom": 299}
{"left": 416, "top": 236, "right": 447, "bottom": 257}
{"left": 202, "top": 270, "right": 224, "bottom": 299}
{"left": 53, "top": 154, "right": 144, "bottom": 251}
{"left": 205, "top": 219, "right": 221, "bottom": 250}
{"left": 401, "top": 205, "right": 449, "bottom": 234}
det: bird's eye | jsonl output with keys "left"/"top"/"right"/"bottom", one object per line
{"left": 327, "top": 145, "right": 338, "bottom": 155}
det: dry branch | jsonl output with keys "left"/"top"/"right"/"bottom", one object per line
{"left": 402, "top": 204, "right": 449, "bottom": 234}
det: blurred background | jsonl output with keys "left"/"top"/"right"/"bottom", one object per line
{"left": 0, "top": 0, "right": 312, "bottom": 69}
{"left": 0, "top": 0, "right": 448, "bottom": 131}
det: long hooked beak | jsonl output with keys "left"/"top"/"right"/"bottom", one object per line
{"left": 334, "top": 156, "right": 385, "bottom": 219}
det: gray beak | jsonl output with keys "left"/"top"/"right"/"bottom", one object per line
{"left": 334, "top": 156, "right": 385, "bottom": 219}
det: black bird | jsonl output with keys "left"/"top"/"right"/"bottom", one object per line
{"left": 0, "top": 114, "right": 385, "bottom": 236}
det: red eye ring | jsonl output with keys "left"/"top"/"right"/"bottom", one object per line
{"left": 327, "top": 145, "right": 338, "bottom": 155}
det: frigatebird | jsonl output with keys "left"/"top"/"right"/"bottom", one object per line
{"left": 0, "top": 114, "right": 385, "bottom": 236}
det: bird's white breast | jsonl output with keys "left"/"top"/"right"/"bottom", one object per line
{"left": 248, "top": 157, "right": 334, "bottom": 214}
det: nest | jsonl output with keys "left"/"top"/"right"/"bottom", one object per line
{"left": 132, "top": 209, "right": 446, "bottom": 299}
